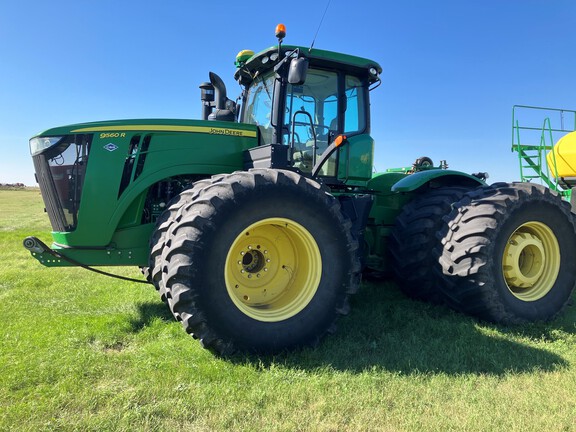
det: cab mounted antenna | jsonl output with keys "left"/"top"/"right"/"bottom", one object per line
{"left": 309, "top": 0, "right": 331, "bottom": 52}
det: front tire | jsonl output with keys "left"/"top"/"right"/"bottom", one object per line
{"left": 162, "top": 169, "right": 361, "bottom": 355}
{"left": 437, "top": 182, "right": 576, "bottom": 323}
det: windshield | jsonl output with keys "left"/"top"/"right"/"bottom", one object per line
{"left": 242, "top": 72, "right": 275, "bottom": 144}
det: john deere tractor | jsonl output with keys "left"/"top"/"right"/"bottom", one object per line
{"left": 24, "top": 26, "right": 576, "bottom": 355}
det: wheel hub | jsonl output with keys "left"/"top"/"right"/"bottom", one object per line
{"left": 501, "top": 221, "right": 561, "bottom": 301}
{"left": 240, "top": 247, "right": 267, "bottom": 275}
{"left": 503, "top": 231, "right": 545, "bottom": 288}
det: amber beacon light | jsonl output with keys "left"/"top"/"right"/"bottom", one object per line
{"left": 275, "top": 23, "right": 286, "bottom": 40}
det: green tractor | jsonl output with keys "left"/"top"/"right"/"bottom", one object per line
{"left": 24, "top": 26, "right": 576, "bottom": 355}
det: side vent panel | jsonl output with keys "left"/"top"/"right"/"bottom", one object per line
{"left": 118, "top": 134, "right": 141, "bottom": 197}
{"left": 134, "top": 134, "right": 152, "bottom": 181}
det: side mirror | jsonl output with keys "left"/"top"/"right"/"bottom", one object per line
{"left": 288, "top": 57, "right": 309, "bottom": 85}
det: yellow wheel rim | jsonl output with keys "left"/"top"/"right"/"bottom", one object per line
{"left": 225, "top": 218, "right": 322, "bottom": 322}
{"left": 502, "top": 221, "right": 561, "bottom": 301}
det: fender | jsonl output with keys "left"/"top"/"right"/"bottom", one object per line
{"left": 391, "top": 169, "right": 486, "bottom": 193}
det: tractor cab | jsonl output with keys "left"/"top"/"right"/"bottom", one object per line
{"left": 196, "top": 25, "right": 382, "bottom": 187}
{"left": 234, "top": 41, "right": 382, "bottom": 186}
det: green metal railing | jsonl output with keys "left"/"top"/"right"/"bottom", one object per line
{"left": 512, "top": 105, "right": 576, "bottom": 198}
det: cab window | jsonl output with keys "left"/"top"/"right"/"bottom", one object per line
{"left": 344, "top": 75, "right": 366, "bottom": 134}
{"left": 243, "top": 72, "right": 275, "bottom": 144}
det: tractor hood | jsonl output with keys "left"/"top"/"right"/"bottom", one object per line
{"left": 31, "top": 118, "right": 258, "bottom": 141}
{"left": 29, "top": 118, "right": 258, "bottom": 236}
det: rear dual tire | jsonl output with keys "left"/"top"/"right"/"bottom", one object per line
{"left": 437, "top": 182, "right": 576, "bottom": 323}
{"left": 389, "top": 186, "right": 472, "bottom": 302}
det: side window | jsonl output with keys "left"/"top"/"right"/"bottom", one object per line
{"left": 285, "top": 69, "right": 339, "bottom": 147}
{"left": 324, "top": 95, "right": 338, "bottom": 135}
{"left": 344, "top": 75, "right": 366, "bottom": 134}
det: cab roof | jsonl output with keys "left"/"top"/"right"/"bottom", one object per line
{"left": 234, "top": 45, "right": 382, "bottom": 86}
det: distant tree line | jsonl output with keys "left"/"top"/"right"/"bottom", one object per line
{"left": 0, "top": 183, "right": 26, "bottom": 188}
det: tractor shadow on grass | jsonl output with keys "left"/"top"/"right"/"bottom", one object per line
{"left": 129, "top": 300, "right": 174, "bottom": 332}
{"left": 130, "top": 281, "right": 571, "bottom": 376}
{"left": 241, "top": 281, "right": 571, "bottom": 376}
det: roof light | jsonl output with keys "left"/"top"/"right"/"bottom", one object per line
{"left": 275, "top": 23, "right": 286, "bottom": 40}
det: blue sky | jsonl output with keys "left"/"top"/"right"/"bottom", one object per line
{"left": 1, "top": 0, "right": 575, "bottom": 185}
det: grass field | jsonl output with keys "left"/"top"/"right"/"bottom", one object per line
{"left": 1, "top": 189, "right": 575, "bottom": 431}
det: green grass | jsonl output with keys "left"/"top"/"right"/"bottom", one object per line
{"left": 1, "top": 189, "right": 575, "bottom": 431}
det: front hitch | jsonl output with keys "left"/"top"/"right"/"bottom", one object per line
{"left": 23, "top": 236, "right": 46, "bottom": 254}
